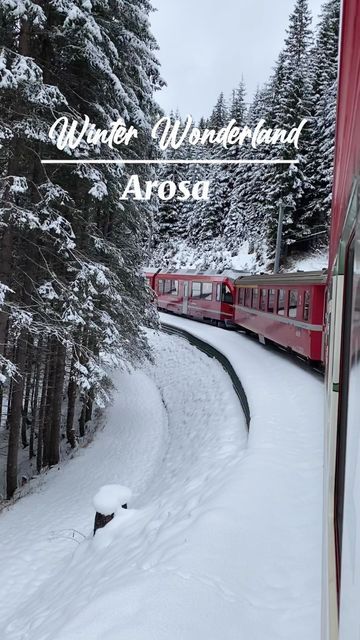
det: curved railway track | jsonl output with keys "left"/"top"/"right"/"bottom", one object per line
{"left": 161, "top": 322, "right": 251, "bottom": 431}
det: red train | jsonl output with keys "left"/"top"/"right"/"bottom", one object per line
{"left": 145, "top": 268, "right": 327, "bottom": 363}
{"left": 322, "top": 0, "right": 360, "bottom": 638}
{"left": 145, "top": 268, "right": 239, "bottom": 327}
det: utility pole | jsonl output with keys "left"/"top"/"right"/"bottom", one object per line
{"left": 274, "top": 201, "right": 284, "bottom": 273}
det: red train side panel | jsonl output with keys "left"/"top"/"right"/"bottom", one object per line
{"left": 234, "top": 272, "right": 327, "bottom": 362}
{"left": 328, "top": 0, "right": 360, "bottom": 272}
{"left": 149, "top": 270, "right": 238, "bottom": 326}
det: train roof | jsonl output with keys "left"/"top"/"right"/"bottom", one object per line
{"left": 144, "top": 268, "right": 249, "bottom": 280}
{"left": 234, "top": 270, "right": 328, "bottom": 287}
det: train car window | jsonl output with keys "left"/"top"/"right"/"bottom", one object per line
{"left": 278, "top": 289, "right": 285, "bottom": 315}
{"left": 252, "top": 288, "right": 259, "bottom": 309}
{"left": 163, "top": 280, "right": 172, "bottom": 294}
{"left": 239, "top": 288, "right": 245, "bottom": 305}
{"left": 222, "top": 284, "right": 233, "bottom": 304}
{"left": 268, "top": 289, "right": 276, "bottom": 313}
{"left": 201, "top": 282, "right": 213, "bottom": 300}
{"left": 191, "top": 282, "right": 201, "bottom": 298}
{"left": 260, "top": 288, "right": 267, "bottom": 311}
{"left": 303, "top": 290, "right": 310, "bottom": 321}
{"left": 170, "top": 280, "right": 179, "bottom": 296}
{"left": 245, "top": 288, "right": 252, "bottom": 307}
{"left": 158, "top": 279, "right": 164, "bottom": 294}
{"left": 216, "top": 284, "right": 221, "bottom": 302}
{"left": 289, "top": 290, "right": 298, "bottom": 318}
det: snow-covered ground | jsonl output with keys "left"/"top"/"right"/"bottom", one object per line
{"left": 151, "top": 237, "right": 328, "bottom": 275}
{"left": 0, "top": 320, "right": 324, "bottom": 640}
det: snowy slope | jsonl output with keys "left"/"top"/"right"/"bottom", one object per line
{"left": 0, "top": 332, "right": 246, "bottom": 640}
{"left": 0, "top": 322, "right": 324, "bottom": 640}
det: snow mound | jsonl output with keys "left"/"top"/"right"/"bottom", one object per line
{"left": 93, "top": 485, "right": 132, "bottom": 515}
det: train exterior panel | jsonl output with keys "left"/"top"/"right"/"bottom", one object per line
{"left": 322, "top": 0, "right": 360, "bottom": 638}
{"left": 145, "top": 270, "right": 239, "bottom": 326}
{"left": 234, "top": 272, "right": 327, "bottom": 362}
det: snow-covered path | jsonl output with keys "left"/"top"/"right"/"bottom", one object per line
{"left": 0, "top": 321, "right": 324, "bottom": 640}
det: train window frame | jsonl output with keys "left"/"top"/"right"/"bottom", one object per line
{"left": 288, "top": 290, "right": 298, "bottom": 318}
{"left": 252, "top": 288, "right": 259, "bottom": 309}
{"left": 268, "top": 288, "right": 276, "bottom": 313}
{"left": 303, "top": 289, "right": 310, "bottom": 321}
{"left": 201, "top": 282, "right": 213, "bottom": 301}
{"left": 158, "top": 279, "right": 164, "bottom": 295}
{"left": 170, "top": 280, "right": 179, "bottom": 296}
{"left": 191, "top": 282, "right": 201, "bottom": 298}
{"left": 260, "top": 288, "right": 267, "bottom": 311}
{"left": 277, "top": 289, "right": 286, "bottom": 316}
{"left": 244, "top": 287, "right": 252, "bottom": 308}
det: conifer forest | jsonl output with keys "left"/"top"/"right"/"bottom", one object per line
{"left": 0, "top": 0, "right": 339, "bottom": 500}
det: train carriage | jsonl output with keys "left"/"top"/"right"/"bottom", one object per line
{"left": 234, "top": 271, "right": 327, "bottom": 362}
{"left": 322, "top": 0, "right": 360, "bottom": 637}
{"left": 145, "top": 269, "right": 241, "bottom": 327}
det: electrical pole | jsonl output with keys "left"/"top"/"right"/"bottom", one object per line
{"left": 274, "top": 201, "right": 284, "bottom": 273}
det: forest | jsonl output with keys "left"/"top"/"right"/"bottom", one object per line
{"left": 0, "top": 0, "right": 339, "bottom": 501}
{"left": 153, "top": 0, "right": 340, "bottom": 272}
{"left": 0, "top": 0, "right": 162, "bottom": 499}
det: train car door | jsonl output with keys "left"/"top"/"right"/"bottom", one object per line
{"left": 183, "top": 281, "right": 189, "bottom": 315}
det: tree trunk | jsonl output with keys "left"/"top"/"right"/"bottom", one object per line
{"left": 0, "top": 228, "right": 13, "bottom": 362}
{"left": 6, "top": 331, "right": 28, "bottom": 499}
{"left": 66, "top": 352, "right": 77, "bottom": 449}
{"left": 21, "top": 335, "right": 33, "bottom": 448}
{"left": 29, "top": 339, "right": 41, "bottom": 460}
{"left": 48, "top": 341, "right": 66, "bottom": 466}
{"left": 37, "top": 348, "right": 49, "bottom": 474}
{"left": 42, "top": 339, "right": 56, "bottom": 467}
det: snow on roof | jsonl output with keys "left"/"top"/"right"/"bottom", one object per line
{"left": 234, "top": 270, "right": 328, "bottom": 287}
{"left": 143, "top": 267, "right": 250, "bottom": 280}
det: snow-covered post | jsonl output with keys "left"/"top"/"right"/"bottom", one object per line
{"left": 93, "top": 485, "right": 132, "bottom": 535}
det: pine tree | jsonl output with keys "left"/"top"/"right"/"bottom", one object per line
{"left": 307, "top": 0, "right": 340, "bottom": 237}
{"left": 0, "top": 0, "right": 162, "bottom": 497}
{"left": 264, "top": 0, "right": 315, "bottom": 261}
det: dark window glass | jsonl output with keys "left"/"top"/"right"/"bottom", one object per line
{"left": 170, "top": 280, "right": 179, "bottom": 296}
{"left": 239, "top": 288, "right": 245, "bottom": 305}
{"left": 289, "top": 290, "right": 298, "bottom": 318}
{"left": 304, "top": 290, "right": 310, "bottom": 321}
{"left": 260, "top": 289, "right": 267, "bottom": 311}
{"left": 200, "top": 282, "right": 212, "bottom": 300}
{"left": 268, "top": 289, "right": 276, "bottom": 312}
{"left": 245, "top": 288, "right": 252, "bottom": 307}
{"left": 192, "top": 282, "right": 201, "bottom": 298}
{"left": 278, "top": 289, "right": 285, "bottom": 315}
{"left": 163, "top": 280, "right": 172, "bottom": 294}
{"left": 222, "top": 284, "right": 233, "bottom": 304}
{"left": 252, "top": 288, "right": 259, "bottom": 309}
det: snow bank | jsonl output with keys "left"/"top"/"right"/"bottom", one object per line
{"left": 0, "top": 321, "right": 324, "bottom": 640}
{"left": 0, "top": 332, "right": 246, "bottom": 640}
{"left": 93, "top": 485, "right": 132, "bottom": 515}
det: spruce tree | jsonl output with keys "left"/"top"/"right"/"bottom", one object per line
{"left": 307, "top": 0, "right": 340, "bottom": 237}
{"left": 0, "top": 0, "right": 162, "bottom": 497}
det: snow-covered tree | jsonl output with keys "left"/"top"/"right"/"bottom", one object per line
{"left": 307, "top": 0, "right": 340, "bottom": 237}
{"left": 0, "top": 0, "right": 162, "bottom": 498}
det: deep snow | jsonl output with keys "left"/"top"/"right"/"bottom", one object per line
{"left": 0, "top": 321, "right": 324, "bottom": 640}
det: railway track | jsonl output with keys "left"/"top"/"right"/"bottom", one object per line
{"left": 161, "top": 322, "right": 251, "bottom": 431}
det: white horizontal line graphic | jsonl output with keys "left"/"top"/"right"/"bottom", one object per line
{"left": 41, "top": 159, "right": 298, "bottom": 165}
